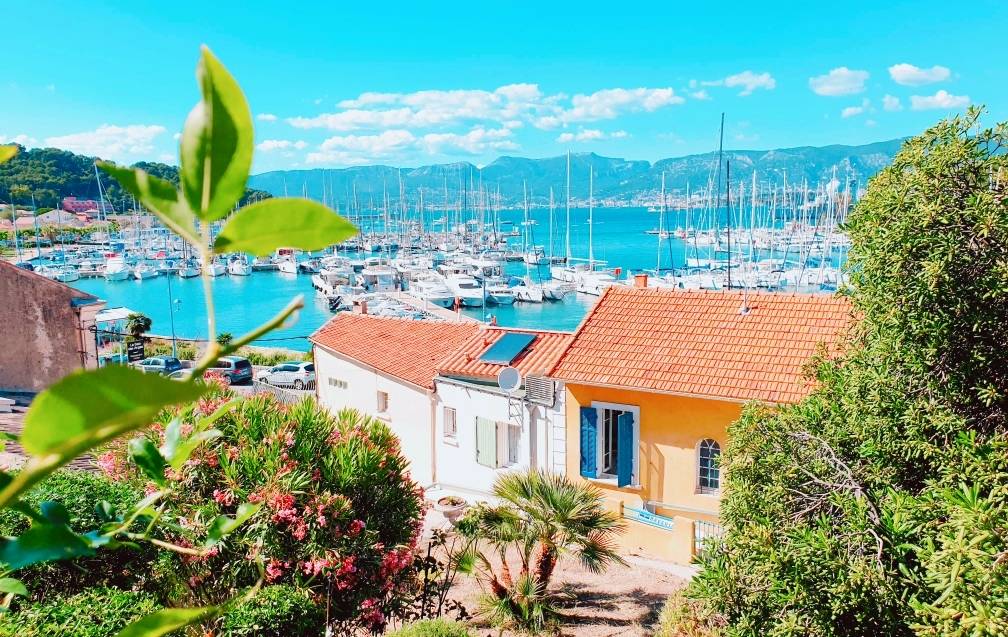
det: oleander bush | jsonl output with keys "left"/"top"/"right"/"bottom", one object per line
{"left": 218, "top": 584, "right": 325, "bottom": 636}
{"left": 103, "top": 383, "right": 426, "bottom": 632}
{"left": 0, "top": 587, "right": 161, "bottom": 637}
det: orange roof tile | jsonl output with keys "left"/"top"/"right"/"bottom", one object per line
{"left": 438, "top": 328, "right": 574, "bottom": 381}
{"left": 551, "top": 287, "right": 852, "bottom": 404}
{"left": 310, "top": 314, "right": 480, "bottom": 390}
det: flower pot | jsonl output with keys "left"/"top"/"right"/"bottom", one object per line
{"left": 434, "top": 496, "right": 468, "bottom": 525}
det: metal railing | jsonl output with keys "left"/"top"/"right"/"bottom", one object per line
{"left": 250, "top": 380, "right": 315, "bottom": 405}
{"left": 693, "top": 520, "right": 724, "bottom": 554}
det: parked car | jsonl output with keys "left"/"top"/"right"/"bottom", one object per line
{"left": 208, "top": 356, "right": 253, "bottom": 385}
{"left": 256, "top": 361, "right": 315, "bottom": 390}
{"left": 167, "top": 369, "right": 195, "bottom": 381}
{"left": 136, "top": 356, "right": 183, "bottom": 376}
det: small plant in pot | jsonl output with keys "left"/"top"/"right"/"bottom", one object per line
{"left": 434, "top": 495, "right": 468, "bottom": 524}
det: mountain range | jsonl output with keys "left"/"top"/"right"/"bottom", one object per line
{"left": 248, "top": 138, "right": 906, "bottom": 206}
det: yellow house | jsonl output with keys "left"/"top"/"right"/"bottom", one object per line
{"left": 550, "top": 280, "right": 851, "bottom": 564}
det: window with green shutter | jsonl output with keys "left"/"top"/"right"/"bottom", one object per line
{"left": 476, "top": 417, "right": 498, "bottom": 468}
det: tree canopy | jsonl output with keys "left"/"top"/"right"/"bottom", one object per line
{"left": 0, "top": 146, "right": 271, "bottom": 210}
{"left": 686, "top": 108, "right": 1008, "bottom": 636}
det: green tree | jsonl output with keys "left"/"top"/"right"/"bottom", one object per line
{"left": 125, "top": 313, "right": 153, "bottom": 342}
{"left": 685, "top": 109, "right": 1008, "bottom": 635}
{"left": 457, "top": 470, "right": 625, "bottom": 633}
{"left": 215, "top": 331, "right": 233, "bottom": 348}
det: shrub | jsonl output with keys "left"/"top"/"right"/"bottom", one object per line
{"left": 218, "top": 584, "right": 325, "bottom": 636}
{"left": 687, "top": 110, "right": 1008, "bottom": 634}
{"left": 108, "top": 390, "right": 425, "bottom": 632}
{"left": 0, "top": 470, "right": 157, "bottom": 599}
{"left": 654, "top": 590, "right": 723, "bottom": 637}
{"left": 0, "top": 587, "right": 161, "bottom": 637}
{"left": 387, "top": 618, "right": 474, "bottom": 637}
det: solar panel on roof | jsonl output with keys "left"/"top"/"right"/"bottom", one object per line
{"left": 479, "top": 332, "right": 536, "bottom": 365}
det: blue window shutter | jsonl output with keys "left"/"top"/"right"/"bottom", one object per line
{"left": 579, "top": 407, "right": 598, "bottom": 478}
{"left": 616, "top": 412, "right": 634, "bottom": 487}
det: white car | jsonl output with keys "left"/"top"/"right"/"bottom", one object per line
{"left": 256, "top": 361, "right": 315, "bottom": 390}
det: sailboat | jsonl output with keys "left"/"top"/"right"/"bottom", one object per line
{"left": 514, "top": 181, "right": 546, "bottom": 303}
{"left": 576, "top": 165, "right": 618, "bottom": 296}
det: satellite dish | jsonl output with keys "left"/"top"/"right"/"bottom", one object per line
{"left": 497, "top": 367, "right": 521, "bottom": 393}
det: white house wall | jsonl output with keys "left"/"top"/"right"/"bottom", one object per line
{"left": 314, "top": 346, "right": 434, "bottom": 487}
{"left": 433, "top": 378, "right": 566, "bottom": 498}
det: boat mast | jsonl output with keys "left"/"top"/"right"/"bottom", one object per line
{"left": 548, "top": 187, "right": 555, "bottom": 263}
{"left": 565, "top": 150, "right": 571, "bottom": 262}
{"left": 657, "top": 170, "right": 665, "bottom": 273}
{"left": 588, "top": 164, "right": 594, "bottom": 268}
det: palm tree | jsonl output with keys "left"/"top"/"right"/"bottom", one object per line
{"left": 125, "top": 312, "right": 152, "bottom": 342}
{"left": 457, "top": 469, "right": 625, "bottom": 633}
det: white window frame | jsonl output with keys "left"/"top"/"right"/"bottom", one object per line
{"left": 590, "top": 401, "right": 640, "bottom": 486}
{"left": 696, "top": 438, "right": 722, "bottom": 495}
{"left": 443, "top": 406, "right": 457, "bottom": 440}
{"left": 376, "top": 390, "right": 389, "bottom": 414}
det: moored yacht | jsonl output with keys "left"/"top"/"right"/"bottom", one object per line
{"left": 134, "top": 261, "right": 160, "bottom": 280}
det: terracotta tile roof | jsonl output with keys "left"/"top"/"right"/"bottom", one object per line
{"left": 551, "top": 287, "right": 852, "bottom": 404}
{"left": 438, "top": 328, "right": 574, "bottom": 381}
{"left": 310, "top": 314, "right": 480, "bottom": 390}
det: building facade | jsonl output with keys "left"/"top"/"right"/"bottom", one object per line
{"left": 0, "top": 260, "right": 105, "bottom": 392}
{"left": 551, "top": 283, "right": 851, "bottom": 564}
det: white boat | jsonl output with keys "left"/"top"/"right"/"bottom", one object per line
{"left": 104, "top": 257, "right": 131, "bottom": 281}
{"left": 178, "top": 261, "right": 201, "bottom": 278}
{"left": 542, "top": 281, "right": 574, "bottom": 301}
{"left": 485, "top": 282, "right": 515, "bottom": 305}
{"left": 277, "top": 258, "right": 298, "bottom": 275}
{"left": 577, "top": 270, "right": 620, "bottom": 296}
{"left": 359, "top": 263, "right": 398, "bottom": 293}
{"left": 411, "top": 275, "right": 455, "bottom": 308}
{"left": 206, "top": 259, "right": 227, "bottom": 277}
{"left": 134, "top": 261, "right": 160, "bottom": 280}
{"left": 53, "top": 266, "right": 80, "bottom": 283}
{"left": 445, "top": 274, "right": 484, "bottom": 307}
{"left": 513, "top": 280, "right": 545, "bottom": 303}
{"left": 227, "top": 256, "right": 252, "bottom": 276}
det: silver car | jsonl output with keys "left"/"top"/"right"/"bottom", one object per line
{"left": 255, "top": 361, "right": 315, "bottom": 390}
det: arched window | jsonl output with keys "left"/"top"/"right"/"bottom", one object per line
{"left": 698, "top": 439, "right": 721, "bottom": 494}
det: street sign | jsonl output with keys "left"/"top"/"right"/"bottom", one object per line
{"left": 127, "top": 340, "right": 145, "bottom": 363}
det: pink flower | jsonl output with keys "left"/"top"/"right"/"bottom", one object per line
{"left": 265, "top": 558, "right": 285, "bottom": 582}
{"left": 212, "top": 489, "right": 235, "bottom": 507}
{"left": 96, "top": 452, "right": 129, "bottom": 481}
{"left": 348, "top": 519, "right": 365, "bottom": 536}
{"left": 291, "top": 520, "right": 308, "bottom": 541}
{"left": 226, "top": 446, "right": 240, "bottom": 461}
{"left": 359, "top": 598, "right": 385, "bottom": 629}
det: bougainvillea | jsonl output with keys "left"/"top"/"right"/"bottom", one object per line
{"left": 102, "top": 382, "right": 425, "bottom": 632}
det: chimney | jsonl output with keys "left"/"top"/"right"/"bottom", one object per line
{"left": 360, "top": 299, "right": 368, "bottom": 315}
{"left": 633, "top": 273, "right": 649, "bottom": 289}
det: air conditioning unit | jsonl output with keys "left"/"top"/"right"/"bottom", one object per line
{"left": 524, "top": 375, "right": 556, "bottom": 406}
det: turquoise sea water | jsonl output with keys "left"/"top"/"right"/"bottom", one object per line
{"left": 70, "top": 205, "right": 840, "bottom": 350}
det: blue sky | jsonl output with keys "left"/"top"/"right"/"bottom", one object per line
{"left": 3, "top": 1, "right": 1005, "bottom": 173}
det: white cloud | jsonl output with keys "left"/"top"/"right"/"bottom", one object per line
{"left": 841, "top": 98, "right": 871, "bottom": 118}
{"left": 291, "top": 84, "right": 683, "bottom": 133}
{"left": 0, "top": 133, "right": 37, "bottom": 146}
{"left": 723, "top": 71, "right": 776, "bottom": 96}
{"left": 882, "top": 94, "right": 903, "bottom": 112}
{"left": 256, "top": 139, "right": 308, "bottom": 152}
{"left": 44, "top": 124, "right": 166, "bottom": 159}
{"left": 555, "top": 128, "right": 627, "bottom": 143}
{"left": 809, "top": 67, "right": 870, "bottom": 96}
{"left": 256, "top": 113, "right": 278, "bottom": 122}
{"left": 865, "top": 119, "right": 877, "bottom": 127}
{"left": 910, "top": 90, "right": 970, "bottom": 110}
{"left": 689, "top": 90, "right": 711, "bottom": 100}
{"left": 888, "top": 63, "right": 951, "bottom": 86}
{"left": 421, "top": 127, "right": 518, "bottom": 155}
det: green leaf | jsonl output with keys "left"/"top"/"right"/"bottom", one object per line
{"left": 0, "top": 524, "right": 94, "bottom": 570}
{"left": 128, "top": 438, "right": 167, "bottom": 487}
{"left": 0, "top": 578, "right": 27, "bottom": 597}
{"left": 180, "top": 46, "right": 253, "bottom": 221}
{"left": 167, "top": 429, "right": 222, "bottom": 472}
{"left": 0, "top": 145, "right": 17, "bottom": 164}
{"left": 39, "top": 501, "right": 70, "bottom": 526}
{"left": 114, "top": 606, "right": 219, "bottom": 637}
{"left": 20, "top": 366, "right": 205, "bottom": 457}
{"left": 213, "top": 198, "right": 357, "bottom": 256}
{"left": 205, "top": 502, "right": 261, "bottom": 548}
{"left": 98, "top": 162, "right": 198, "bottom": 245}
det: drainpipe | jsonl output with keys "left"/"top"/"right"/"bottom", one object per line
{"left": 429, "top": 385, "right": 438, "bottom": 487}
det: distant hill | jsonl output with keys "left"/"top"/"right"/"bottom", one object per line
{"left": 0, "top": 146, "right": 271, "bottom": 211}
{"left": 249, "top": 138, "right": 906, "bottom": 207}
